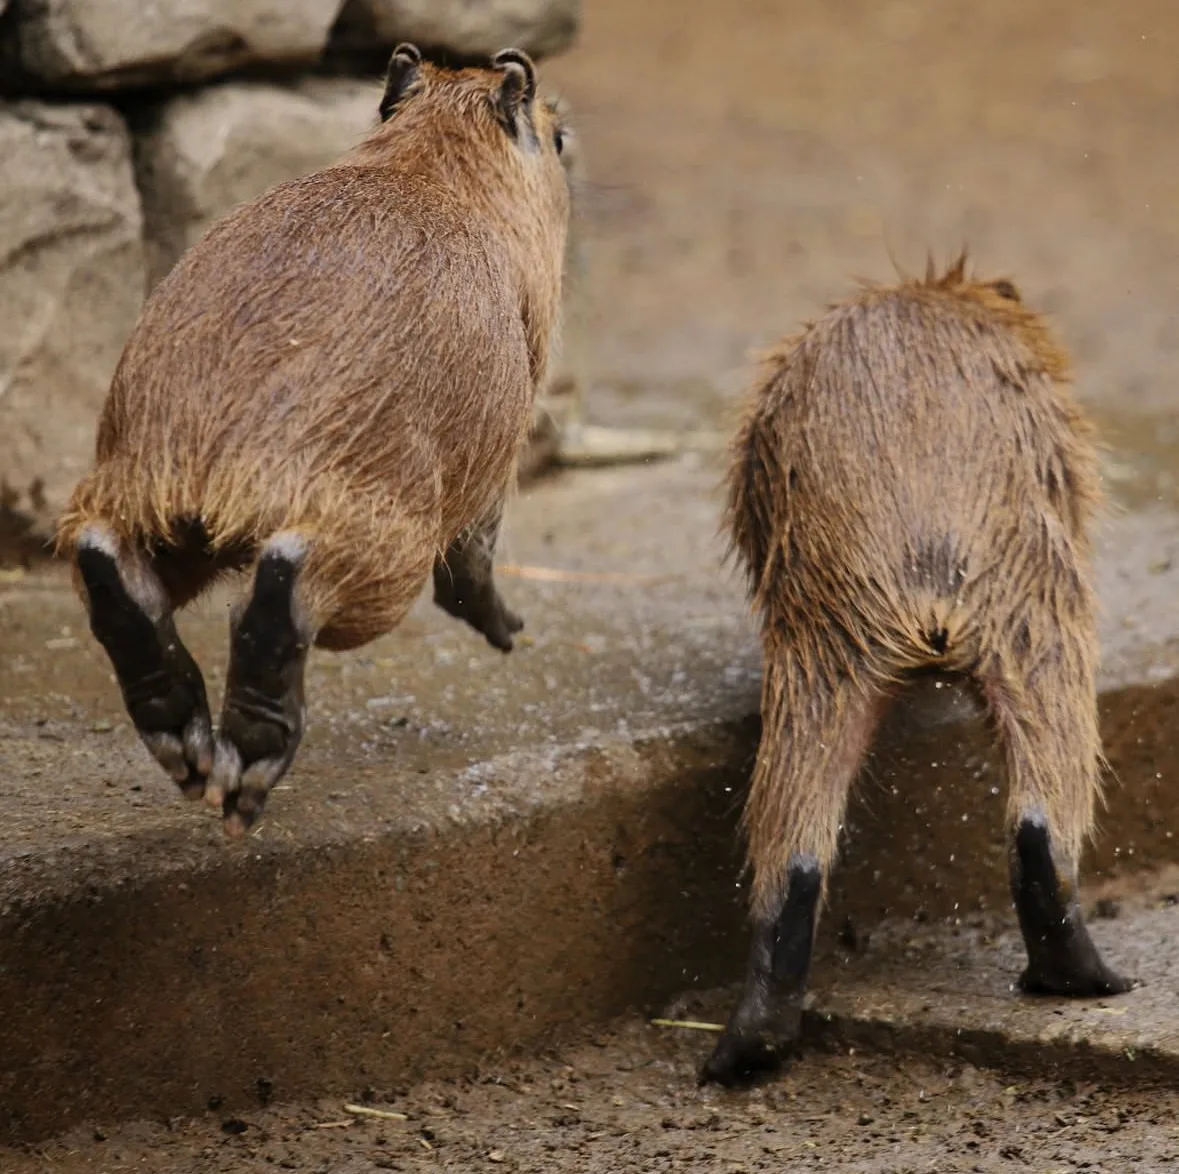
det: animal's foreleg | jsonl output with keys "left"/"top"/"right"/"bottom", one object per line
{"left": 433, "top": 499, "right": 523, "bottom": 652}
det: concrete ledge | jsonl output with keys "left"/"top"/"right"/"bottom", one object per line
{"left": 2, "top": 458, "right": 1179, "bottom": 1141}
{"left": 795, "top": 866, "right": 1179, "bottom": 1085}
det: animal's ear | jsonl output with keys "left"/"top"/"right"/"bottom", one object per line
{"left": 491, "top": 48, "right": 537, "bottom": 132}
{"left": 380, "top": 43, "right": 423, "bottom": 121}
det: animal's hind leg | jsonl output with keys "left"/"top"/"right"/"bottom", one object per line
{"left": 701, "top": 656, "right": 885, "bottom": 1087}
{"left": 433, "top": 500, "right": 523, "bottom": 652}
{"left": 74, "top": 523, "right": 213, "bottom": 796}
{"left": 208, "top": 532, "right": 314, "bottom": 837}
{"left": 980, "top": 640, "right": 1133, "bottom": 997}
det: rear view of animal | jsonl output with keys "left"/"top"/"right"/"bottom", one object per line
{"left": 56, "top": 45, "right": 570, "bottom": 837}
{"left": 702, "top": 257, "right": 1133, "bottom": 1087}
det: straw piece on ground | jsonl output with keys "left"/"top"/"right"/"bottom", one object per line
{"left": 343, "top": 1103, "right": 409, "bottom": 1121}
{"left": 649, "top": 1018, "right": 726, "bottom": 1032}
{"left": 496, "top": 564, "right": 675, "bottom": 585}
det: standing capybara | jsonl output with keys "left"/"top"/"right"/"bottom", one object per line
{"left": 56, "top": 45, "right": 570, "bottom": 837}
{"left": 701, "top": 256, "right": 1134, "bottom": 1087}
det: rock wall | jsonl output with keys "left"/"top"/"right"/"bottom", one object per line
{"left": 0, "top": 101, "right": 143, "bottom": 512}
{"left": 3, "top": 0, "right": 344, "bottom": 90}
{"left": 0, "top": 0, "right": 581, "bottom": 536}
{"left": 135, "top": 77, "right": 381, "bottom": 286}
{"left": 332, "top": 0, "right": 580, "bottom": 64}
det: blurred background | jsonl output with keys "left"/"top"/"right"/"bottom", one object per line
{"left": 0, "top": 0, "right": 1176, "bottom": 551}
{"left": 549, "top": 0, "right": 1177, "bottom": 438}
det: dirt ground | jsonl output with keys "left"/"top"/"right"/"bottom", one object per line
{"left": 5, "top": 1017, "right": 1178, "bottom": 1173}
{"left": 4, "top": 0, "right": 1179, "bottom": 1167}
{"left": 2, "top": 871, "right": 1174, "bottom": 1172}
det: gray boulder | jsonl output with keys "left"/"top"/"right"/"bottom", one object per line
{"left": 136, "top": 78, "right": 381, "bottom": 286}
{"left": 332, "top": 0, "right": 580, "bottom": 62}
{"left": 0, "top": 101, "right": 144, "bottom": 516}
{"left": 5, "top": 0, "right": 344, "bottom": 89}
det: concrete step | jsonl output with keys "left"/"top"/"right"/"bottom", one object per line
{"left": 2, "top": 456, "right": 1178, "bottom": 1141}
{"left": 802, "top": 866, "right": 1179, "bottom": 1084}
{"left": 2, "top": 872, "right": 1178, "bottom": 1171}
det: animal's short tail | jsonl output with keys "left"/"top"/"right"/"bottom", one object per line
{"left": 58, "top": 458, "right": 270, "bottom": 558}
{"left": 903, "top": 592, "right": 970, "bottom": 668}
{"left": 58, "top": 458, "right": 254, "bottom": 607}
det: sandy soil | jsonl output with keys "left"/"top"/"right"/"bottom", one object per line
{"left": 5, "top": 1017, "right": 1179, "bottom": 1173}
{"left": 544, "top": 0, "right": 1179, "bottom": 449}
{"left": 3, "top": 0, "right": 1178, "bottom": 1167}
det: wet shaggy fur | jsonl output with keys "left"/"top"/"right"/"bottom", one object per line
{"left": 59, "top": 51, "right": 569, "bottom": 650}
{"left": 61, "top": 48, "right": 570, "bottom": 641}
{"left": 701, "top": 257, "right": 1130, "bottom": 1086}
{"left": 55, "top": 46, "right": 570, "bottom": 835}
{"left": 730, "top": 256, "right": 1099, "bottom": 916}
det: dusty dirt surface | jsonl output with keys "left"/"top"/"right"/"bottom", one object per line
{"left": 3, "top": 868, "right": 1177, "bottom": 1172}
{"left": 5, "top": 1018, "right": 1179, "bottom": 1174}
{"left": 4, "top": 0, "right": 1179, "bottom": 1164}
{"left": 5, "top": 873, "right": 1175, "bottom": 1172}
{"left": 4, "top": 459, "right": 1179, "bottom": 1142}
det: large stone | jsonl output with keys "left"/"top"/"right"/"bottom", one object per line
{"left": 136, "top": 78, "right": 381, "bottom": 287}
{"left": 331, "top": 0, "right": 580, "bottom": 63}
{"left": 3, "top": 0, "right": 343, "bottom": 90}
{"left": 0, "top": 101, "right": 144, "bottom": 519}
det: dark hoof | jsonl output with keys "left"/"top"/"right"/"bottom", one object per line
{"left": 433, "top": 579, "right": 524, "bottom": 653}
{"left": 208, "top": 702, "right": 302, "bottom": 838}
{"left": 481, "top": 601, "right": 524, "bottom": 653}
{"left": 698, "top": 1029, "right": 793, "bottom": 1088}
{"left": 136, "top": 693, "right": 215, "bottom": 799}
{"left": 1010, "top": 817, "right": 1137, "bottom": 1000}
{"left": 124, "top": 638, "right": 215, "bottom": 794}
{"left": 1019, "top": 963, "right": 1137, "bottom": 998}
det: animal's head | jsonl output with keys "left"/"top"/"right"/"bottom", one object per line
{"left": 917, "top": 253, "right": 1071, "bottom": 383}
{"left": 371, "top": 43, "right": 571, "bottom": 214}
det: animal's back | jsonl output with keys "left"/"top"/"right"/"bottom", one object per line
{"left": 72, "top": 165, "right": 533, "bottom": 555}
{"left": 732, "top": 269, "right": 1098, "bottom": 672}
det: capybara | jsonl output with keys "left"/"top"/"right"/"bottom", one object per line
{"left": 702, "top": 256, "right": 1133, "bottom": 1087}
{"left": 56, "top": 44, "right": 570, "bottom": 837}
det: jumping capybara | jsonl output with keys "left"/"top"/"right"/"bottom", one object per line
{"left": 701, "top": 256, "right": 1133, "bottom": 1087}
{"left": 56, "top": 44, "right": 570, "bottom": 837}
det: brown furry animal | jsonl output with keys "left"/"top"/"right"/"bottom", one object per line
{"left": 56, "top": 44, "right": 570, "bottom": 837}
{"left": 702, "top": 256, "right": 1133, "bottom": 1087}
